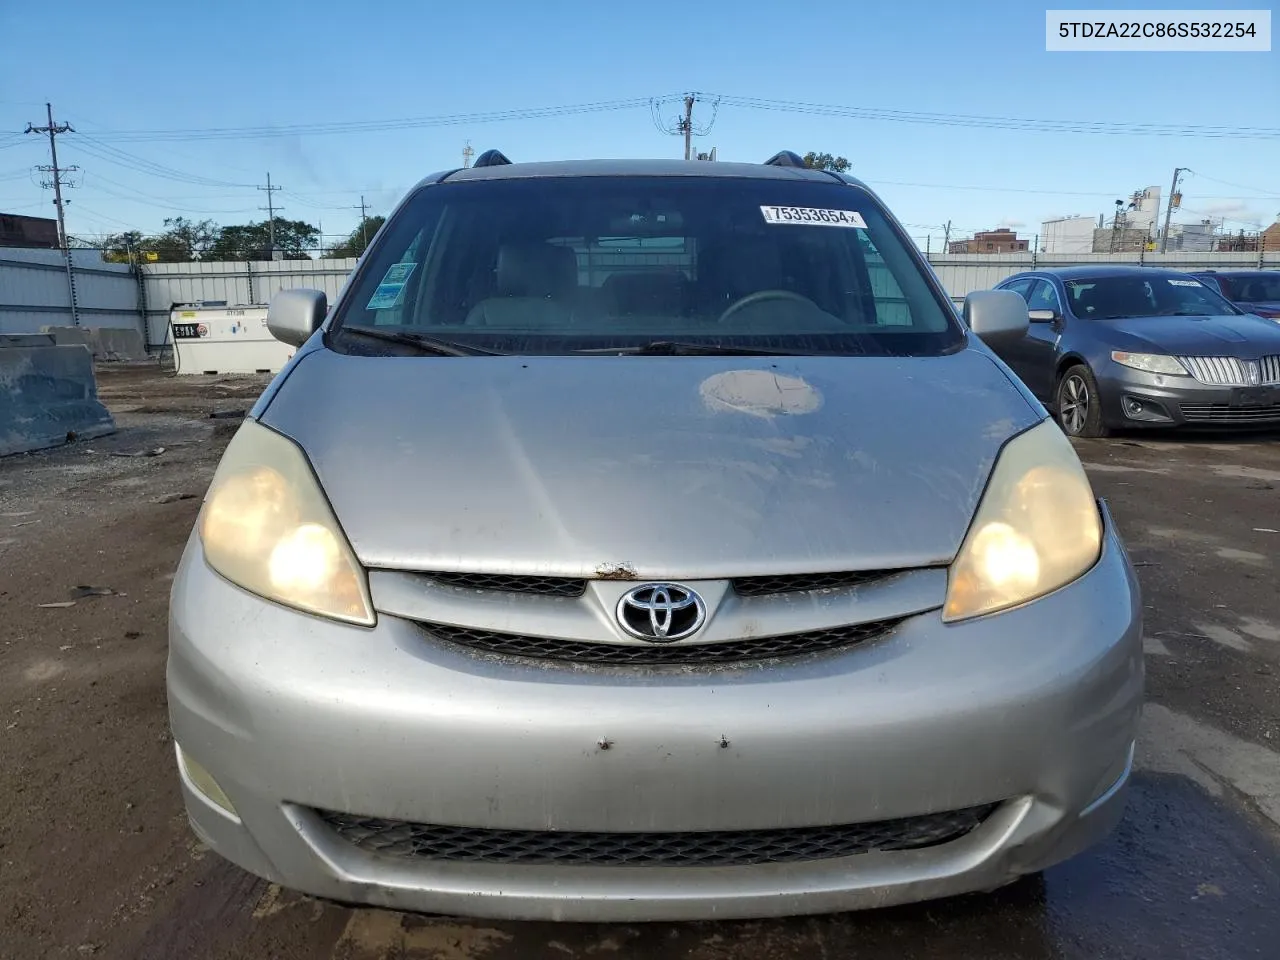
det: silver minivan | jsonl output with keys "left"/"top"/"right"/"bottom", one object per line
{"left": 167, "top": 151, "right": 1143, "bottom": 921}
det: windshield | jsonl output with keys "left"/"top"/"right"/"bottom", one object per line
{"left": 329, "top": 176, "right": 962, "bottom": 356}
{"left": 1220, "top": 274, "right": 1280, "bottom": 303}
{"left": 1063, "top": 275, "right": 1238, "bottom": 320}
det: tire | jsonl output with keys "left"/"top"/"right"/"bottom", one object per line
{"left": 1055, "top": 364, "right": 1109, "bottom": 438}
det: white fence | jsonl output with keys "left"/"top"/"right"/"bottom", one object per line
{"left": 140, "top": 258, "right": 357, "bottom": 347}
{"left": 0, "top": 248, "right": 141, "bottom": 336}
{"left": 4, "top": 247, "right": 1279, "bottom": 347}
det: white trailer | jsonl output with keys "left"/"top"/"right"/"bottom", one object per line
{"left": 168, "top": 303, "right": 295, "bottom": 375}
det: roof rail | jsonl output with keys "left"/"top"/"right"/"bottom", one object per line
{"left": 472, "top": 149, "right": 512, "bottom": 168}
{"left": 763, "top": 150, "right": 807, "bottom": 168}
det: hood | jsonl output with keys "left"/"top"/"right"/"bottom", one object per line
{"left": 1106, "top": 313, "right": 1280, "bottom": 355}
{"left": 259, "top": 349, "right": 1040, "bottom": 577}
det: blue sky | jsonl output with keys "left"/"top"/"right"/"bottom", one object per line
{"left": 1, "top": 0, "right": 1276, "bottom": 250}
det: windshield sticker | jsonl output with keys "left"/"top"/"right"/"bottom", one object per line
{"left": 1168, "top": 279, "right": 1202, "bottom": 287}
{"left": 365, "top": 261, "right": 417, "bottom": 311}
{"left": 760, "top": 206, "right": 867, "bottom": 228}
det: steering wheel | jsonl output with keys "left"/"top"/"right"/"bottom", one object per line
{"left": 717, "top": 289, "right": 817, "bottom": 325}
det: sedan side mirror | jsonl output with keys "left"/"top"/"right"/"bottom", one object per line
{"left": 1027, "top": 309, "right": 1058, "bottom": 323}
{"left": 964, "top": 290, "right": 1030, "bottom": 349}
{"left": 267, "top": 288, "right": 327, "bottom": 347}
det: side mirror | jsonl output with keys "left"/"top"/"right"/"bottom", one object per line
{"left": 267, "top": 288, "right": 327, "bottom": 347}
{"left": 964, "top": 290, "right": 1030, "bottom": 349}
{"left": 1027, "top": 308, "right": 1058, "bottom": 323}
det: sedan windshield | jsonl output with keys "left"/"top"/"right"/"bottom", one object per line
{"left": 329, "top": 176, "right": 962, "bottom": 357}
{"left": 1064, "top": 275, "right": 1238, "bottom": 320}
{"left": 1220, "top": 274, "right": 1280, "bottom": 303}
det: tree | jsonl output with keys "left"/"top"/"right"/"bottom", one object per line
{"left": 325, "top": 215, "right": 385, "bottom": 259}
{"left": 152, "top": 217, "right": 219, "bottom": 261}
{"left": 803, "top": 152, "right": 850, "bottom": 173}
{"left": 206, "top": 217, "right": 320, "bottom": 261}
{"left": 100, "top": 231, "right": 144, "bottom": 263}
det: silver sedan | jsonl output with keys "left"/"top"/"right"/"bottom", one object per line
{"left": 167, "top": 154, "right": 1143, "bottom": 922}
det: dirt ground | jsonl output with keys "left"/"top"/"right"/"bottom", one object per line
{"left": 1, "top": 362, "right": 1278, "bottom": 960}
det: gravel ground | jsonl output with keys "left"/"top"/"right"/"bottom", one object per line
{"left": 1, "top": 363, "right": 1277, "bottom": 960}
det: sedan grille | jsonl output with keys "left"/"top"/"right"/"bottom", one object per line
{"left": 1179, "top": 402, "right": 1280, "bottom": 425}
{"left": 1178, "top": 355, "right": 1280, "bottom": 386}
{"left": 315, "top": 804, "right": 997, "bottom": 867}
{"left": 419, "top": 619, "right": 901, "bottom": 665}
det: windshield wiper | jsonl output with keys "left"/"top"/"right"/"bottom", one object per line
{"left": 341, "top": 325, "right": 504, "bottom": 356}
{"left": 573, "top": 340, "right": 805, "bottom": 357}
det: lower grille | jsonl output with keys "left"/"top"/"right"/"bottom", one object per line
{"left": 419, "top": 619, "right": 900, "bottom": 665}
{"left": 316, "top": 804, "right": 997, "bottom": 867}
{"left": 1180, "top": 402, "right": 1280, "bottom": 424}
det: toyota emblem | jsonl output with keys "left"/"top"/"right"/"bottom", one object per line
{"left": 616, "top": 583, "right": 706, "bottom": 643}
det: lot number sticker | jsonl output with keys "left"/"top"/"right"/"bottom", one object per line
{"left": 1168, "top": 279, "right": 1203, "bottom": 287}
{"left": 761, "top": 206, "right": 867, "bottom": 228}
{"left": 365, "top": 261, "right": 418, "bottom": 311}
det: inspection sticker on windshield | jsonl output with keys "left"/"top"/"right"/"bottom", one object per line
{"left": 761, "top": 206, "right": 867, "bottom": 228}
{"left": 1168, "top": 279, "right": 1202, "bottom": 287}
{"left": 365, "top": 261, "right": 417, "bottom": 310}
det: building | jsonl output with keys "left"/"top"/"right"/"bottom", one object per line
{"left": 1165, "top": 221, "right": 1216, "bottom": 252}
{"left": 948, "top": 228, "right": 1029, "bottom": 254}
{"left": 1040, "top": 215, "right": 1097, "bottom": 254}
{"left": 1093, "top": 227, "right": 1150, "bottom": 253}
{"left": 0, "top": 213, "right": 59, "bottom": 249}
{"left": 1264, "top": 222, "right": 1280, "bottom": 251}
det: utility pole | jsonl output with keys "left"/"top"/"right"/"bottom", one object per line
{"left": 26, "top": 102, "right": 81, "bottom": 325}
{"left": 680, "top": 94, "right": 695, "bottom": 160}
{"left": 942, "top": 220, "right": 952, "bottom": 253}
{"left": 355, "top": 195, "right": 369, "bottom": 247}
{"left": 1159, "top": 167, "right": 1187, "bottom": 253}
{"left": 258, "top": 172, "right": 283, "bottom": 257}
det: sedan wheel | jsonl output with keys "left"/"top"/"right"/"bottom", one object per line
{"left": 1055, "top": 364, "right": 1109, "bottom": 438}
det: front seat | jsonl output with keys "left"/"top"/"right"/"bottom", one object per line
{"left": 465, "top": 242, "right": 579, "bottom": 328}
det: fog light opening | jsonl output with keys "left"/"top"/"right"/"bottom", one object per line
{"left": 1121, "top": 396, "right": 1170, "bottom": 422}
{"left": 176, "top": 743, "right": 239, "bottom": 818}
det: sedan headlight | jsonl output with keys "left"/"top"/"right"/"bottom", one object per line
{"left": 944, "top": 419, "right": 1102, "bottom": 622}
{"left": 1110, "top": 351, "right": 1187, "bottom": 376}
{"left": 198, "top": 420, "right": 374, "bottom": 625}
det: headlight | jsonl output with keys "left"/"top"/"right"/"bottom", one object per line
{"left": 944, "top": 419, "right": 1102, "bottom": 622}
{"left": 198, "top": 420, "right": 374, "bottom": 625}
{"left": 1110, "top": 351, "right": 1187, "bottom": 375}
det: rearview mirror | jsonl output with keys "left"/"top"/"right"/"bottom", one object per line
{"left": 1028, "top": 309, "right": 1058, "bottom": 323}
{"left": 964, "top": 290, "right": 1030, "bottom": 349}
{"left": 267, "top": 288, "right": 327, "bottom": 347}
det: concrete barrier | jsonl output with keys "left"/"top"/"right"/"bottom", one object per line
{"left": 41, "top": 326, "right": 148, "bottom": 361}
{"left": 0, "top": 343, "right": 116, "bottom": 457}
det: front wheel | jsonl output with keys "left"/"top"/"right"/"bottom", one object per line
{"left": 1055, "top": 364, "right": 1109, "bottom": 438}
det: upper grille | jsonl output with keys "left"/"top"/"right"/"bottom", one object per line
{"left": 424, "top": 572, "right": 586, "bottom": 597}
{"left": 732, "top": 569, "right": 912, "bottom": 597}
{"left": 315, "top": 804, "right": 996, "bottom": 867}
{"left": 419, "top": 619, "right": 900, "bottom": 665}
{"left": 1178, "top": 355, "right": 1280, "bottom": 386}
{"left": 1179, "top": 402, "right": 1280, "bottom": 425}
{"left": 418, "top": 570, "right": 911, "bottom": 600}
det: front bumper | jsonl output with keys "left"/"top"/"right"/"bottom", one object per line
{"left": 1097, "top": 364, "right": 1280, "bottom": 429}
{"left": 167, "top": 514, "right": 1143, "bottom": 922}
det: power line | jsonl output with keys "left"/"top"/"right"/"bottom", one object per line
{"left": 709, "top": 93, "right": 1280, "bottom": 140}
{"left": 80, "top": 96, "right": 665, "bottom": 143}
